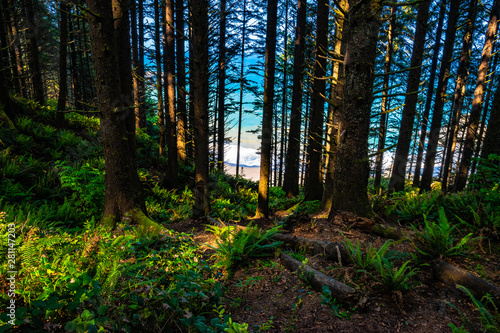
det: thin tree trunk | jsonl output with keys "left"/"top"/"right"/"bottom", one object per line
{"left": 68, "top": 10, "right": 81, "bottom": 109}
{"left": 25, "top": 0, "right": 44, "bottom": 104}
{"left": 420, "top": 0, "right": 461, "bottom": 192}
{"left": 255, "top": 0, "right": 277, "bottom": 218}
{"left": 56, "top": 0, "right": 68, "bottom": 129}
{"left": 217, "top": 0, "right": 226, "bottom": 170}
{"left": 454, "top": 0, "right": 500, "bottom": 191}
{"left": 328, "top": 0, "right": 382, "bottom": 218}
{"left": 191, "top": 0, "right": 210, "bottom": 217}
{"left": 301, "top": 81, "right": 310, "bottom": 188}
{"left": 413, "top": 1, "right": 446, "bottom": 187}
{"left": 154, "top": 0, "right": 165, "bottom": 156}
{"left": 176, "top": 0, "right": 187, "bottom": 160}
{"left": 442, "top": 0, "right": 477, "bottom": 192}
{"left": 138, "top": 0, "right": 146, "bottom": 129}
{"left": 481, "top": 79, "right": 500, "bottom": 159}
{"left": 236, "top": 0, "right": 247, "bottom": 179}
{"left": 283, "top": 0, "right": 307, "bottom": 197}
{"left": 278, "top": 0, "right": 289, "bottom": 187}
{"left": 165, "top": 0, "right": 178, "bottom": 187}
{"left": 374, "top": 7, "right": 396, "bottom": 192}
{"left": 304, "top": 0, "right": 329, "bottom": 201}
{"left": 321, "top": 0, "right": 347, "bottom": 212}
{"left": 388, "top": 1, "right": 430, "bottom": 193}
{"left": 131, "top": 0, "right": 140, "bottom": 129}
{"left": 3, "top": 0, "right": 25, "bottom": 96}
{"left": 471, "top": 51, "right": 498, "bottom": 174}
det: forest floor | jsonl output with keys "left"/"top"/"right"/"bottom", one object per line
{"left": 170, "top": 212, "right": 499, "bottom": 333}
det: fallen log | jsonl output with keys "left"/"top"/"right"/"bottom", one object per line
{"left": 273, "top": 234, "right": 351, "bottom": 266}
{"left": 280, "top": 253, "right": 356, "bottom": 303}
{"left": 432, "top": 259, "right": 500, "bottom": 305}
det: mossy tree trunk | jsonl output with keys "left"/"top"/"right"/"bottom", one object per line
{"left": 86, "top": 0, "right": 160, "bottom": 232}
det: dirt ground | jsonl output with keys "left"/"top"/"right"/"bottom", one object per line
{"left": 170, "top": 212, "right": 500, "bottom": 333}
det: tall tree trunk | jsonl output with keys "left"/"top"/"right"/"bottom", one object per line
{"left": 321, "top": 0, "right": 347, "bottom": 212}
{"left": 217, "top": 0, "right": 226, "bottom": 170}
{"left": 191, "top": 0, "right": 210, "bottom": 217}
{"left": 328, "top": 0, "right": 381, "bottom": 218}
{"left": 255, "top": 0, "right": 277, "bottom": 218}
{"left": 56, "top": 0, "right": 68, "bottom": 129}
{"left": 454, "top": 0, "right": 500, "bottom": 191}
{"left": 304, "top": 0, "right": 329, "bottom": 201}
{"left": 0, "top": 0, "right": 14, "bottom": 127}
{"left": 154, "top": 0, "right": 165, "bottom": 156}
{"left": 282, "top": 0, "right": 307, "bottom": 197}
{"left": 2, "top": 0, "right": 25, "bottom": 96}
{"left": 131, "top": 0, "right": 141, "bottom": 129}
{"left": 176, "top": 0, "right": 187, "bottom": 162}
{"left": 420, "top": 0, "right": 461, "bottom": 192}
{"left": 138, "top": 0, "right": 146, "bottom": 129}
{"left": 471, "top": 50, "right": 498, "bottom": 174}
{"left": 278, "top": 0, "right": 289, "bottom": 187}
{"left": 24, "top": 0, "right": 44, "bottom": 104}
{"left": 481, "top": 79, "right": 500, "bottom": 159}
{"left": 68, "top": 10, "right": 80, "bottom": 109}
{"left": 86, "top": 0, "right": 158, "bottom": 230}
{"left": 388, "top": 0, "right": 430, "bottom": 193}
{"left": 442, "top": 0, "right": 477, "bottom": 191}
{"left": 374, "top": 7, "right": 396, "bottom": 192}
{"left": 235, "top": 0, "right": 247, "bottom": 179}
{"left": 165, "top": 0, "right": 178, "bottom": 187}
{"left": 413, "top": 1, "right": 446, "bottom": 187}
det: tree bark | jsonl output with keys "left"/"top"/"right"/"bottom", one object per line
{"left": 280, "top": 253, "right": 356, "bottom": 302}
{"left": 413, "top": 1, "right": 446, "bottom": 187}
{"left": 388, "top": 1, "right": 430, "bottom": 193}
{"left": 442, "top": 0, "right": 477, "bottom": 191}
{"left": 154, "top": 0, "right": 165, "bottom": 156}
{"left": 454, "top": 0, "right": 500, "bottom": 191}
{"left": 86, "top": 0, "right": 159, "bottom": 231}
{"left": 328, "top": 0, "right": 382, "bottom": 217}
{"left": 191, "top": 0, "right": 210, "bottom": 218}
{"left": 255, "top": 0, "right": 277, "bottom": 218}
{"left": 56, "top": 0, "right": 68, "bottom": 129}
{"left": 420, "top": 0, "right": 461, "bottom": 192}
{"left": 282, "top": 0, "right": 307, "bottom": 197}
{"left": 304, "top": 0, "right": 329, "bottom": 201}
{"left": 176, "top": 0, "right": 187, "bottom": 161}
{"left": 164, "top": 0, "right": 178, "bottom": 188}
{"left": 433, "top": 259, "right": 500, "bottom": 306}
